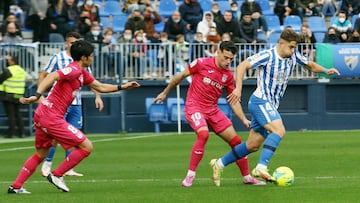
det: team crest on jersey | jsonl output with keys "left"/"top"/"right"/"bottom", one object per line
{"left": 61, "top": 67, "right": 72, "bottom": 75}
{"left": 79, "top": 74, "right": 84, "bottom": 84}
{"left": 190, "top": 59, "right": 197, "bottom": 68}
{"left": 287, "top": 59, "right": 293, "bottom": 67}
{"left": 222, "top": 74, "right": 228, "bottom": 82}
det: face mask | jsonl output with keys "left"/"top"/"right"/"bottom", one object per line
{"left": 212, "top": 9, "right": 219, "bottom": 13}
{"left": 160, "top": 38, "right": 167, "bottom": 42}
{"left": 339, "top": 18, "right": 345, "bottom": 23}
{"left": 248, "top": 0, "right": 254, "bottom": 2}
{"left": 86, "top": 1, "right": 94, "bottom": 6}
{"left": 136, "top": 36, "right": 143, "bottom": 41}
{"left": 173, "top": 19, "right": 180, "bottom": 23}
{"left": 352, "top": 37, "right": 360, "bottom": 41}
{"left": 91, "top": 30, "right": 100, "bottom": 36}
{"left": 105, "top": 35, "right": 112, "bottom": 39}
{"left": 124, "top": 35, "right": 132, "bottom": 40}
{"left": 231, "top": 7, "right": 238, "bottom": 11}
{"left": 329, "top": 34, "right": 337, "bottom": 39}
{"left": 209, "top": 31, "right": 216, "bottom": 36}
{"left": 134, "top": 16, "right": 141, "bottom": 21}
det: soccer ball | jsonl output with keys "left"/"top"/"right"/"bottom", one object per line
{"left": 272, "top": 166, "right": 295, "bottom": 187}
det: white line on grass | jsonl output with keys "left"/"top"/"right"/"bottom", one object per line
{"left": 0, "top": 133, "right": 174, "bottom": 152}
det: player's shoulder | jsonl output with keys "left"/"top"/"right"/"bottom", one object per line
{"left": 189, "top": 57, "right": 211, "bottom": 67}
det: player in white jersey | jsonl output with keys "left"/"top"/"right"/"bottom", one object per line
{"left": 38, "top": 32, "right": 104, "bottom": 177}
{"left": 209, "top": 29, "right": 340, "bottom": 185}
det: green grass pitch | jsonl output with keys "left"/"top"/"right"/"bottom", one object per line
{"left": 0, "top": 130, "right": 359, "bottom": 203}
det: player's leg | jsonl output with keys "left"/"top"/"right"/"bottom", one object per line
{"left": 41, "top": 145, "right": 57, "bottom": 176}
{"left": 182, "top": 111, "right": 209, "bottom": 187}
{"left": 63, "top": 105, "right": 84, "bottom": 176}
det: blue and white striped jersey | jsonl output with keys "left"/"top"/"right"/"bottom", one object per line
{"left": 247, "top": 47, "right": 308, "bottom": 109}
{"left": 43, "top": 50, "right": 91, "bottom": 105}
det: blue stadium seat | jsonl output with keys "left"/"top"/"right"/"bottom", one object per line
{"left": 154, "top": 21, "right": 165, "bottom": 33}
{"left": 329, "top": 16, "right": 337, "bottom": 26}
{"left": 112, "top": 15, "right": 127, "bottom": 33}
{"left": 267, "top": 32, "right": 281, "bottom": 44}
{"left": 49, "top": 33, "right": 65, "bottom": 43}
{"left": 167, "top": 97, "right": 184, "bottom": 115}
{"left": 256, "top": 0, "right": 274, "bottom": 16}
{"left": 307, "top": 16, "right": 327, "bottom": 33}
{"left": 265, "top": 15, "right": 282, "bottom": 33}
{"left": 218, "top": 98, "right": 232, "bottom": 119}
{"left": 313, "top": 32, "right": 325, "bottom": 43}
{"left": 284, "top": 15, "right": 302, "bottom": 32}
{"left": 199, "top": 0, "right": 212, "bottom": 12}
{"left": 103, "top": 1, "right": 124, "bottom": 16}
{"left": 159, "top": 0, "right": 177, "bottom": 18}
{"left": 217, "top": 1, "right": 231, "bottom": 14}
{"left": 352, "top": 14, "right": 359, "bottom": 28}
{"left": 145, "top": 97, "right": 168, "bottom": 133}
{"left": 100, "top": 16, "right": 112, "bottom": 29}
{"left": 170, "top": 103, "right": 186, "bottom": 122}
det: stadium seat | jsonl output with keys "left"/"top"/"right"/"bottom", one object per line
{"left": 166, "top": 97, "right": 184, "bottom": 116}
{"left": 199, "top": 0, "right": 212, "bottom": 12}
{"left": 170, "top": 103, "right": 186, "bottom": 122}
{"left": 145, "top": 97, "right": 168, "bottom": 133}
{"left": 329, "top": 16, "right": 337, "bottom": 26}
{"left": 154, "top": 21, "right": 165, "bottom": 33}
{"left": 159, "top": 0, "right": 177, "bottom": 18}
{"left": 313, "top": 32, "right": 325, "bottom": 43}
{"left": 218, "top": 98, "right": 232, "bottom": 119}
{"left": 112, "top": 15, "right": 127, "bottom": 33}
{"left": 267, "top": 31, "right": 281, "bottom": 45}
{"left": 217, "top": 1, "right": 231, "bottom": 14}
{"left": 265, "top": 15, "right": 282, "bottom": 33}
{"left": 49, "top": 33, "right": 65, "bottom": 43}
{"left": 283, "top": 15, "right": 302, "bottom": 32}
{"left": 100, "top": 16, "right": 112, "bottom": 29}
{"left": 103, "top": 1, "right": 124, "bottom": 16}
{"left": 352, "top": 14, "right": 359, "bottom": 28}
{"left": 256, "top": 0, "right": 274, "bottom": 16}
{"left": 307, "top": 16, "right": 327, "bottom": 33}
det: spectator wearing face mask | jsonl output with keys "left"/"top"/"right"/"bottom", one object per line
{"left": 1, "top": 22, "right": 23, "bottom": 43}
{"left": 331, "top": 10, "right": 352, "bottom": 42}
{"left": 164, "top": 11, "right": 191, "bottom": 41}
{"left": 323, "top": 26, "right": 341, "bottom": 43}
{"left": 118, "top": 29, "right": 133, "bottom": 78}
{"left": 230, "top": 1, "right": 241, "bottom": 21}
{"left": 211, "top": 2, "right": 223, "bottom": 25}
{"left": 79, "top": 0, "right": 100, "bottom": 24}
{"left": 101, "top": 27, "right": 119, "bottom": 78}
{"left": 205, "top": 26, "right": 221, "bottom": 56}
{"left": 347, "top": 30, "right": 360, "bottom": 43}
{"left": 143, "top": 6, "right": 162, "bottom": 43}
{"left": 125, "top": 9, "right": 146, "bottom": 35}
{"left": 84, "top": 22, "right": 103, "bottom": 43}
{"left": 196, "top": 12, "right": 216, "bottom": 42}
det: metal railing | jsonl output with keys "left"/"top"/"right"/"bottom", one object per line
{"left": 0, "top": 42, "right": 319, "bottom": 81}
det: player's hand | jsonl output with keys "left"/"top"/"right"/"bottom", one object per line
{"left": 242, "top": 118, "right": 251, "bottom": 129}
{"left": 95, "top": 97, "right": 104, "bottom": 112}
{"left": 326, "top": 68, "right": 340, "bottom": 76}
{"left": 19, "top": 96, "right": 39, "bottom": 104}
{"left": 122, "top": 81, "right": 141, "bottom": 90}
{"left": 227, "top": 89, "right": 241, "bottom": 106}
{"left": 154, "top": 92, "right": 166, "bottom": 104}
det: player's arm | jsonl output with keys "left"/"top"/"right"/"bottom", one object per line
{"left": 91, "top": 88, "right": 104, "bottom": 112}
{"left": 154, "top": 67, "right": 191, "bottom": 104}
{"left": 87, "top": 80, "right": 140, "bottom": 93}
{"left": 37, "top": 70, "right": 48, "bottom": 86}
{"left": 229, "top": 100, "right": 250, "bottom": 129}
{"left": 305, "top": 61, "right": 340, "bottom": 75}
{"left": 20, "top": 72, "right": 60, "bottom": 104}
{"left": 227, "top": 60, "right": 252, "bottom": 106}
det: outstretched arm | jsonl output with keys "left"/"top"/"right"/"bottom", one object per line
{"left": 305, "top": 61, "right": 340, "bottom": 75}
{"left": 154, "top": 68, "right": 191, "bottom": 104}
{"left": 88, "top": 80, "right": 140, "bottom": 93}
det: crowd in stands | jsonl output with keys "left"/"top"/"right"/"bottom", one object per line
{"left": 0, "top": 0, "right": 359, "bottom": 79}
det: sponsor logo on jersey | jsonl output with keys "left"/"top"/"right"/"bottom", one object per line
{"left": 61, "top": 67, "right": 72, "bottom": 75}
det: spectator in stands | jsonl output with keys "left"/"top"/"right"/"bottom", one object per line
{"left": 274, "top": 0, "right": 297, "bottom": 25}
{"left": 241, "top": 0, "right": 268, "bottom": 33}
{"left": 101, "top": 27, "right": 119, "bottom": 78}
{"left": 0, "top": 0, "right": 12, "bottom": 21}
{"left": 157, "top": 32, "right": 172, "bottom": 77}
{"left": 216, "top": 10, "right": 242, "bottom": 43}
{"left": 196, "top": 12, "right": 216, "bottom": 42}
{"left": 125, "top": 9, "right": 146, "bottom": 35}
{"left": 78, "top": 0, "right": 100, "bottom": 24}
{"left": 355, "top": 17, "right": 360, "bottom": 33}
{"left": 298, "top": 23, "right": 316, "bottom": 59}
{"left": 0, "top": 13, "right": 23, "bottom": 41}
{"left": 318, "top": 0, "right": 337, "bottom": 17}
{"left": 164, "top": 11, "right": 191, "bottom": 41}
{"left": 1, "top": 22, "right": 23, "bottom": 43}
{"left": 347, "top": 29, "right": 360, "bottom": 42}
{"left": 118, "top": 29, "right": 133, "bottom": 78}
{"left": 47, "top": 0, "right": 72, "bottom": 38}
{"left": 75, "top": 10, "right": 93, "bottom": 37}
{"left": 239, "top": 11, "right": 267, "bottom": 44}
{"left": 122, "top": 0, "right": 152, "bottom": 14}
{"left": 84, "top": 22, "right": 103, "bottom": 44}
{"left": 221, "top": 32, "right": 231, "bottom": 42}
{"left": 0, "top": 55, "right": 26, "bottom": 138}
{"left": 62, "top": 0, "right": 79, "bottom": 30}
{"left": 205, "top": 26, "right": 221, "bottom": 56}
{"left": 9, "top": 4, "right": 25, "bottom": 27}
{"left": 179, "top": 0, "right": 203, "bottom": 35}
{"left": 175, "top": 34, "right": 190, "bottom": 68}
{"left": 131, "top": 30, "right": 148, "bottom": 79}
{"left": 340, "top": 0, "right": 360, "bottom": 16}
{"left": 230, "top": 1, "right": 241, "bottom": 21}
{"left": 211, "top": 2, "right": 223, "bottom": 25}
{"left": 192, "top": 32, "right": 205, "bottom": 59}
{"left": 331, "top": 10, "right": 352, "bottom": 42}
{"left": 143, "top": 6, "right": 162, "bottom": 43}
{"left": 27, "top": 0, "right": 50, "bottom": 42}
{"left": 295, "top": 0, "right": 322, "bottom": 19}
{"left": 323, "top": 26, "right": 341, "bottom": 43}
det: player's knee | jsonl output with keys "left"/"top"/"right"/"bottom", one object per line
{"left": 80, "top": 139, "right": 93, "bottom": 153}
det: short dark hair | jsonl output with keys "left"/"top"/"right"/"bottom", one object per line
{"left": 219, "top": 41, "right": 238, "bottom": 55}
{"left": 70, "top": 40, "right": 94, "bottom": 61}
{"left": 280, "top": 29, "right": 300, "bottom": 43}
{"left": 66, "top": 32, "right": 81, "bottom": 40}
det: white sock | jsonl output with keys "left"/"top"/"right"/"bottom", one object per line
{"left": 256, "top": 163, "right": 267, "bottom": 169}
{"left": 243, "top": 174, "right": 251, "bottom": 181}
{"left": 187, "top": 170, "right": 196, "bottom": 177}
{"left": 216, "top": 159, "right": 224, "bottom": 169}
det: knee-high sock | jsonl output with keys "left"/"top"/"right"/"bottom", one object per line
{"left": 258, "top": 133, "right": 282, "bottom": 167}
{"left": 221, "top": 142, "right": 250, "bottom": 166}
{"left": 44, "top": 146, "right": 57, "bottom": 162}
{"left": 188, "top": 130, "right": 209, "bottom": 171}
{"left": 53, "top": 148, "right": 90, "bottom": 176}
{"left": 13, "top": 154, "right": 43, "bottom": 189}
{"left": 229, "top": 136, "right": 249, "bottom": 176}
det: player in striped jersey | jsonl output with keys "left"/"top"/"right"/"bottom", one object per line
{"left": 38, "top": 32, "right": 104, "bottom": 177}
{"left": 210, "top": 29, "right": 340, "bottom": 184}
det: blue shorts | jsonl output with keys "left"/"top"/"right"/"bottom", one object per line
{"left": 248, "top": 95, "right": 282, "bottom": 138}
{"left": 64, "top": 105, "right": 83, "bottom": 129}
